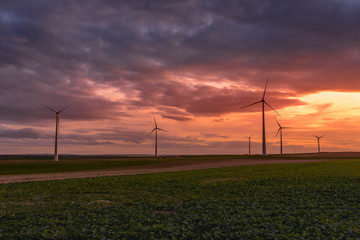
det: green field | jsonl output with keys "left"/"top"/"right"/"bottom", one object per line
{"left": 0, "top": 155, "right": 271, "bottom": 175}
{"left": 0, "top": 154, "right": 345, "bottom": 176}
{"left": 0, "top": 158, "right": 162, "bottom": 175}
{"left": 0, "top": 155, "right": 252, "bottom": 176}
{"left": 1, "top": 160, "right": 360, "bottom": 239}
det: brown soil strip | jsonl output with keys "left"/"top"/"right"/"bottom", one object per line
{"left": 0, "top": 158, "right": 342, "bottom": 184}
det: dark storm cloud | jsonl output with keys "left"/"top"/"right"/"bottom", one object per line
{"left": 0, "top": 127, "right": 48, "bottom": 139}
{"left": 1, "top": 0, "right": 360, "bottom": 125}
{"left": 0, "top": 125, "right": 148, "bottom": 145}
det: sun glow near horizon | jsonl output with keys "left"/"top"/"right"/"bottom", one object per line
{"left": 263, "top": 90, "right": 360, "bottom": 153}
{"left": 282, "top": 91, "right": 360, "bottom": 118}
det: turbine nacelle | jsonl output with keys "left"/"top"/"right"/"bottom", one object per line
{"left": 41, "top": 103, "right": 74, "bottom": 114}
{"left": 275, "top": 118, "right": 290, "bottom": 137}
{"left": 313, "top": 134, "right": 325, "bottom": 153}
{"left": 240, "top": 78, "right": 280, "bottom": 116}
{"left": 313, "top": 134, "right": 325, "bottom": 139}
{"left": 246, "top": 132, "right": 255, "bottom": 139}
{"left": 147, "top": 127, "right": 167, "bottom": 137}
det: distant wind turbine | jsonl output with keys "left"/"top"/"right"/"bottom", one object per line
{"left": 275, "top": 119, "right": 289, "bottom": 155}
{"left": 240, "top": 78, "right": 280, "bottom": 156}
{"left": 147, "top": 116, "right": 167, "bottom": 158}
{"left": 246, "top": 133, "right": 255, "bottom": 155}
{"left": 313, "top": 134, "right": 325, "bottom": 153}
{"left": 42, "top": 103, "right": 73, "bottom": 162}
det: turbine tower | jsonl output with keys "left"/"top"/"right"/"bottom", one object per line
{"left": 147, "top": 116, "right": 167, "bottom": 158}
{"left": 313, "top": 134, "right": 324, "bottom": 153}
{"left": 246, "top": 133, "right": 255, "bottom": 155}
{"left": 240, "top": 78, "right": 280, "bottom": 156}
{"left": 42, "top": 104, "right": 72, "bottom": 162}
{"left": 275, "top": 119, "right": 289, "bottom": 155}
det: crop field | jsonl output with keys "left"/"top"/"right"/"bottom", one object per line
{"left": 0, "top": 158, "right": 164, "bottom": 175}
{"left": 0, "top": 155, "right": 251, "bottom": 175}
{"left": 1, "top": 159, "right": 360, "bottom": 239}
{"left": 0, "top": 153, "right": 350, "bottom": 176}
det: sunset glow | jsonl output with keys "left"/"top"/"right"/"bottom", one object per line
{"left": 1, "top": 1, "right": 360, "bottom": 155}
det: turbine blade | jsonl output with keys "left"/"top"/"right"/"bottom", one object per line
{"left": 59, "top": 102, "right": 75, "bottom": 113}
{"left": 319, "top": 135, "right": 325, "bottom": 138}
{"left": 41, "top": 104, "right": 56, "bottom": 113}
{"left": 147, "top": 128, "right": 156, "bottom": 137}
{"left": 239, "top": 100, "right": 262, "bottom": 110}
{"left": 275, "top": 128, "right": 281, "bottom": 137}
{"left": 262, "top": 77, "right": 269, "bottom": 99}
{"left": 275, "top": 118, "right": 281, "bottom": 128}
{"left": 264, "top": 101, "right": 281, "bottom": 116}
{"left": 313, "top": 134, "right": 319, "bottom": 138}
{"left": 153, "top": 115, "right": 157, "bottom": 128}
{"left": 250, "top": 132, "right": 255, "bottom": 137}
{"left": 158, "top": 128, "right": 167, "bottom": 132}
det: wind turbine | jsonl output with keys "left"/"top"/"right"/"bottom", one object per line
{"left": 240, "top": 78, "right": 280, "bottom": 156}
{"left": 275, "top": 119, "right": 289, "bottom": 155}
{"left": 313, "top": 134, "right": 325, "bottom": 153}
{"left": 42, "top": 103, "right": 73, "bottom": 162}
{"left": 147, "top": 116, "right": 167, "bottom": 158}
{"left": 246, "top": 133, "right": 255, "bottom": 155}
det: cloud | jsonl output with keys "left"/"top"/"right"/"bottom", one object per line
{"left": 315, "top": 103, "right": 333, "bottom": 113}
{"left": 0, "top": 127, "right": 48, "bottom": 139}
{"left": 161, "top": 115, "right": 193, "bottom": 121}
{"left": 213, "top": 118, "right": 228, "bottom": 122}
{"left": 1, "top": 0, "right": 360, "bottom": 124}
{"left": 207, "top": 140, "right": 261, "bottom": 149}
{"left": 157, "top": 106, "right": 193, "bottom": 121}
{"left": 2, "top": 1, "right": 360, "bottom": 154}
{"left": 202, "top": 133, "right": 228, "bottom": 139}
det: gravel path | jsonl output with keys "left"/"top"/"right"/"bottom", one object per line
{"left": 0, "top": 158, "right": 341, "bottom": 184}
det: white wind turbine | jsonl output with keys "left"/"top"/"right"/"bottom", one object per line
{"left": 147, "top": 116, "right": 167, "bottom": 158}
{"left": 275, "top": 118, "right": 289, "bottom": 155}
{"left": 240, "top": 78, "right": 280, "bottom": 156}
{"left": 42, "top": 104, "right": 73, "bottom": 162}
{"left": 313, "top": 134, "right": 325, "bottom": 153}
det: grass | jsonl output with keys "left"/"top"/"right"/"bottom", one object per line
{"left": 0, "top": 158, "right": 164, "bottom": 175}
{"left": 0, "top": 153, "right": 344, "bottom": 176}
{"left": 0, "top": 155, "right": 243, "bottom": 175}
{"left": 0, "top": 155, "right": 216, "bottom": 175}
{"left": 0, "top": 155, "right": 253, "bottom": 175}
{"left": 1, "top": 160, "right": 360, "bottom": 238}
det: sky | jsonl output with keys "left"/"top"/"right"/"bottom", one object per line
{"left": 1, "top": 0, "right": 360, "bottom": 155}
